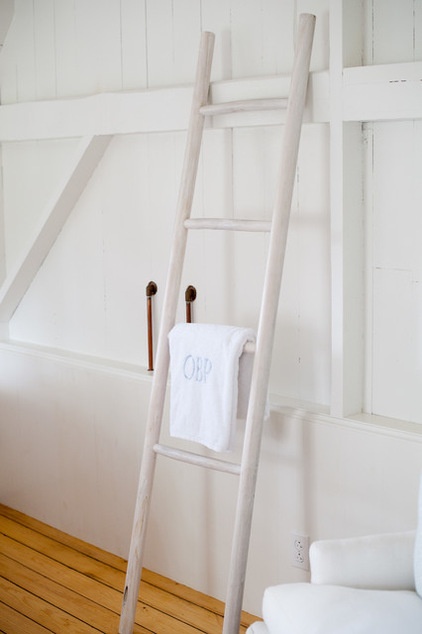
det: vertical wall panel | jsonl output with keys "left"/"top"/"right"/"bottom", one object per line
{"left": 200, "top": 0, "right": 233, "bottom": 81}
{"left": 0, "top": 147, "right": 5, "bottom": 285}
{"left": 372, "top": 0, "right": 416, "bottom": 64}
{"left": 372, "top": 267, "right": 422, "bottom": 422}
{"left": 13, "top": 0, "right": 36, "bottom": 101}
{"left": 0, "top": 19, "right": 18, "bottom": 104}
{"left": 296, "top": 0, "right": 330, "bottom": 71}
{"left": 368, "top": 121, "right": 422, "bottom": 423}
{"left": 179, "top": 129, "right": 236, "bottom": 329}
{"left": 230, "top": 0, "right": 295, "bottom": 78}
{"left": 172, "top": 0, "right": 202, "bottom": 82}
{"left": 271, "top": 123, "right": 331, "bottom": 405}
{"left": 120, "top": 0, "right": 148, "bottom": 89}
{"left": 231, "top": 126, "right": 274, "bottom": 327}
{"left": 144, "top": 0, "right": 174, "bottom": 88}
{"left": 73, "top": 0, "right": 123, "bottom": 94}
{"left": 146, "top": 0, "right": 201, "bottom": 88}
{"left": 33, "top": 0, "right": 56, "bottom": 99}
{"left": 2, "top": 138, "right": 80, "bottom": 271}
{"left": 9, "top": 175, "right": 108, "bottom": 354}
{"left": 415, "top": 0, "right": 422, "bottom": 60}
{"left": 54, "top": 0, "right": 78, "bottom": 98}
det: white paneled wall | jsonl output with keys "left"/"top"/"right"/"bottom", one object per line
{"left": 0, "top": 0, "right": 422, "bottom": 618}
{"left": 1, "top": 0, "right": 330, "bottom": 102}
{"left": 366, "top": 120, "right": 422, "bottom": 423}
{"left": 359, "top": 1, "right": 422, "bottom": 423}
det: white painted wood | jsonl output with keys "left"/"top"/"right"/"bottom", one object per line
{"left": 2, "top": 0, "right": 422, "bottom": 624}
{"left": 119, "top": 31, "right": 215, "bottom": 634}
{"left": 0, "top": 145, "right": 5, "bottom": 289}
{"left": 144, "top": 0, "right": 174, "bottom": 88}
{"left": 1, "top": 57, "right": 419, "bottom": 143}
{"left": 200, "top": 97, "right": 288, "bottom": 116}
{"left": 0, "top": 135, "right": 112, "bottom": 322}
{"left": 416, "top": 0, "right": 422, "bottom": 61}
{"left": 153, "top": 444, "right": 241, "bottom": 475}
{"left": 53, "top": 0, "right": 78, "bottom": 99}
{"left": 121, "top": 15, "right": 315, "bottom": 631}
{"left": 230, "top": 0, "right": 294, "bottom": 78}
{"left": 270, "top": 122, "right": 331, "bottom": 407}
{"left": 341, "top": 0, "right": 364, "bottom": 67}
{"left": 222, "top": 15, "right": 315, "bottom": 632}
{"left": 342, "top": 122, "right": 364, "bottom": 416}
{"left": 33, "top": 0, "right": 56, "bottom": 100}
{"left": 200, "top": 1, "right": 233, "bottom": 82}
{"left": 73, "top": 0, "right": 122, "bottom": 96}
{"left": 371, "top": 0, "right": 416, "bottom": 65}
{"left": 295, "top": 0, "right": 330, "bottom": 72}
{"left": 184, "top": 218, "right": 271, "bottom": 232}
{"left": 343, "top": 62, "right": 422, "bottom": 122}
{"left": 368, "top": 120, "right": 422, "bottom": 424}
{"left": 145, "top": 0, "right": 201, "bottom": 89}
{"left": 329, "top": 0, "right": 345, "bottom": 419}
{"left": 0, "top": 71, "right": 328, "bottom": 142}
{"left": 0, "top": 0, "right": 13, "bottom": 45}
{"left": 120, "top": 0, "right": 147, "bottom": 90}
{"left": 14, "top": 0, "right": 36, "bottom": 102}
{"left": 372, "top": 267, "right": 422, "bottom": 423}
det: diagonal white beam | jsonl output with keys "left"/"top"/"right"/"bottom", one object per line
{"left": 0, "top": 134, "right": 112, "bottom": 322}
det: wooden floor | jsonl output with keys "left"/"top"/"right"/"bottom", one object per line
{"left": 0, "top": 504, "right": 259, "bottom": 633}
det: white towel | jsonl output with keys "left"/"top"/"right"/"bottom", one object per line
{"left": 168, "top": 323, "right": 256, "bottom": 452}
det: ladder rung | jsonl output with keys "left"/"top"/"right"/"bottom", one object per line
{"left": 184, "top": 218, "right": 271, "bottom": 232}
{"left": 153, "top": 443, "right": 241, "bottom": 475}
{"left": 200, "top": 97, "right": 288, "bottom": 117}
{"left": 243, "top": 341, "right": 255, "bottom": 354}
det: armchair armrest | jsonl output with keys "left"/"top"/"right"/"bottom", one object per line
{"left": 310, "top": 530, "right": 416, "bottom": 590}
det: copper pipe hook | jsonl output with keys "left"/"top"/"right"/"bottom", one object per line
{"left": 185, "top": 285, "right": 197, "bottom": 323}
{"left": 146, "top": 281, "right": 158, "bottom": 371}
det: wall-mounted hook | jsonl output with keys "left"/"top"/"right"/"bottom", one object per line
{"left": 185, "top": 285, "right": 197, "bottom": 323}
{"left": 146, "top": 281, "right": 158, "bottom": 371}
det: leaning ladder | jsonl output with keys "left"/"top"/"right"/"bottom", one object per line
{"left": 119, "top": 14, "right": 315, "bottom": 634}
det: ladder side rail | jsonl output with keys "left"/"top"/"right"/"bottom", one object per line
{"left": 222, "top": 14, "right": 316, "bottom": 634}
{"left": 119, "top": 30, "right": 215, "bottom": 634}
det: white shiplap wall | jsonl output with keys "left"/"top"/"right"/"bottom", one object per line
{"left": 361, "top": 0, "right": 422, "bottom": 424}
{"left": 0, "top": 0, "right": 422, "bottom": 618}
{"left": 3, "top": 0, "right": 332, "bottom": 408}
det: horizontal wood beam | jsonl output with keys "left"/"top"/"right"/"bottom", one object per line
{"left": 0, "top": 135, "right": 112, "bottom": 322}
{"left": 1, "top": 61, "right": 418, "bottom": 143}
{"left": 0, "top": 72, "right": 328, "bottom": 141}
{"left": 343, "top": 61, "right": 422, "bottom": 122}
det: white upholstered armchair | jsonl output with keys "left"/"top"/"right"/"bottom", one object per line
{"left": 247, "top": 483, "right": 422, "bottom": 633}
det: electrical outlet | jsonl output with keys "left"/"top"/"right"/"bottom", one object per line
{"left": 291, "top": 532, "right": 310, "bottom": 570}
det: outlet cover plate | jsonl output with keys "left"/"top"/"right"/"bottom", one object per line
{"left": 291, "top": 532, "right": 310, "bottom": 570}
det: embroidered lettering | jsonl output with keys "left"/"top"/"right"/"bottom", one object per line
{"left": 183, "top": 355, "right": 212, "bottom": 383}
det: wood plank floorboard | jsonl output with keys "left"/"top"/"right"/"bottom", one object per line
{"left": 0, "top": 504, "right": 260, "bottom": 633}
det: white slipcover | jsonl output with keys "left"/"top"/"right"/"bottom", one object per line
{"left": 247, "top": 530, "right": 421, "bottom": 634}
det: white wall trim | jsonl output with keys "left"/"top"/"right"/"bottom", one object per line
{"left": 1, "top": 339, "right": 421, "bottom": 444}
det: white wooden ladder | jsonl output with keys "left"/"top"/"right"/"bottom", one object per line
{"left": 119, "top": 14, "right": 315, "bottom": 634}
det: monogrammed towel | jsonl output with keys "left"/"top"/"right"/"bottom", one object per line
{"left": 168, "top": 323, "right": 256, "bottom": 452}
